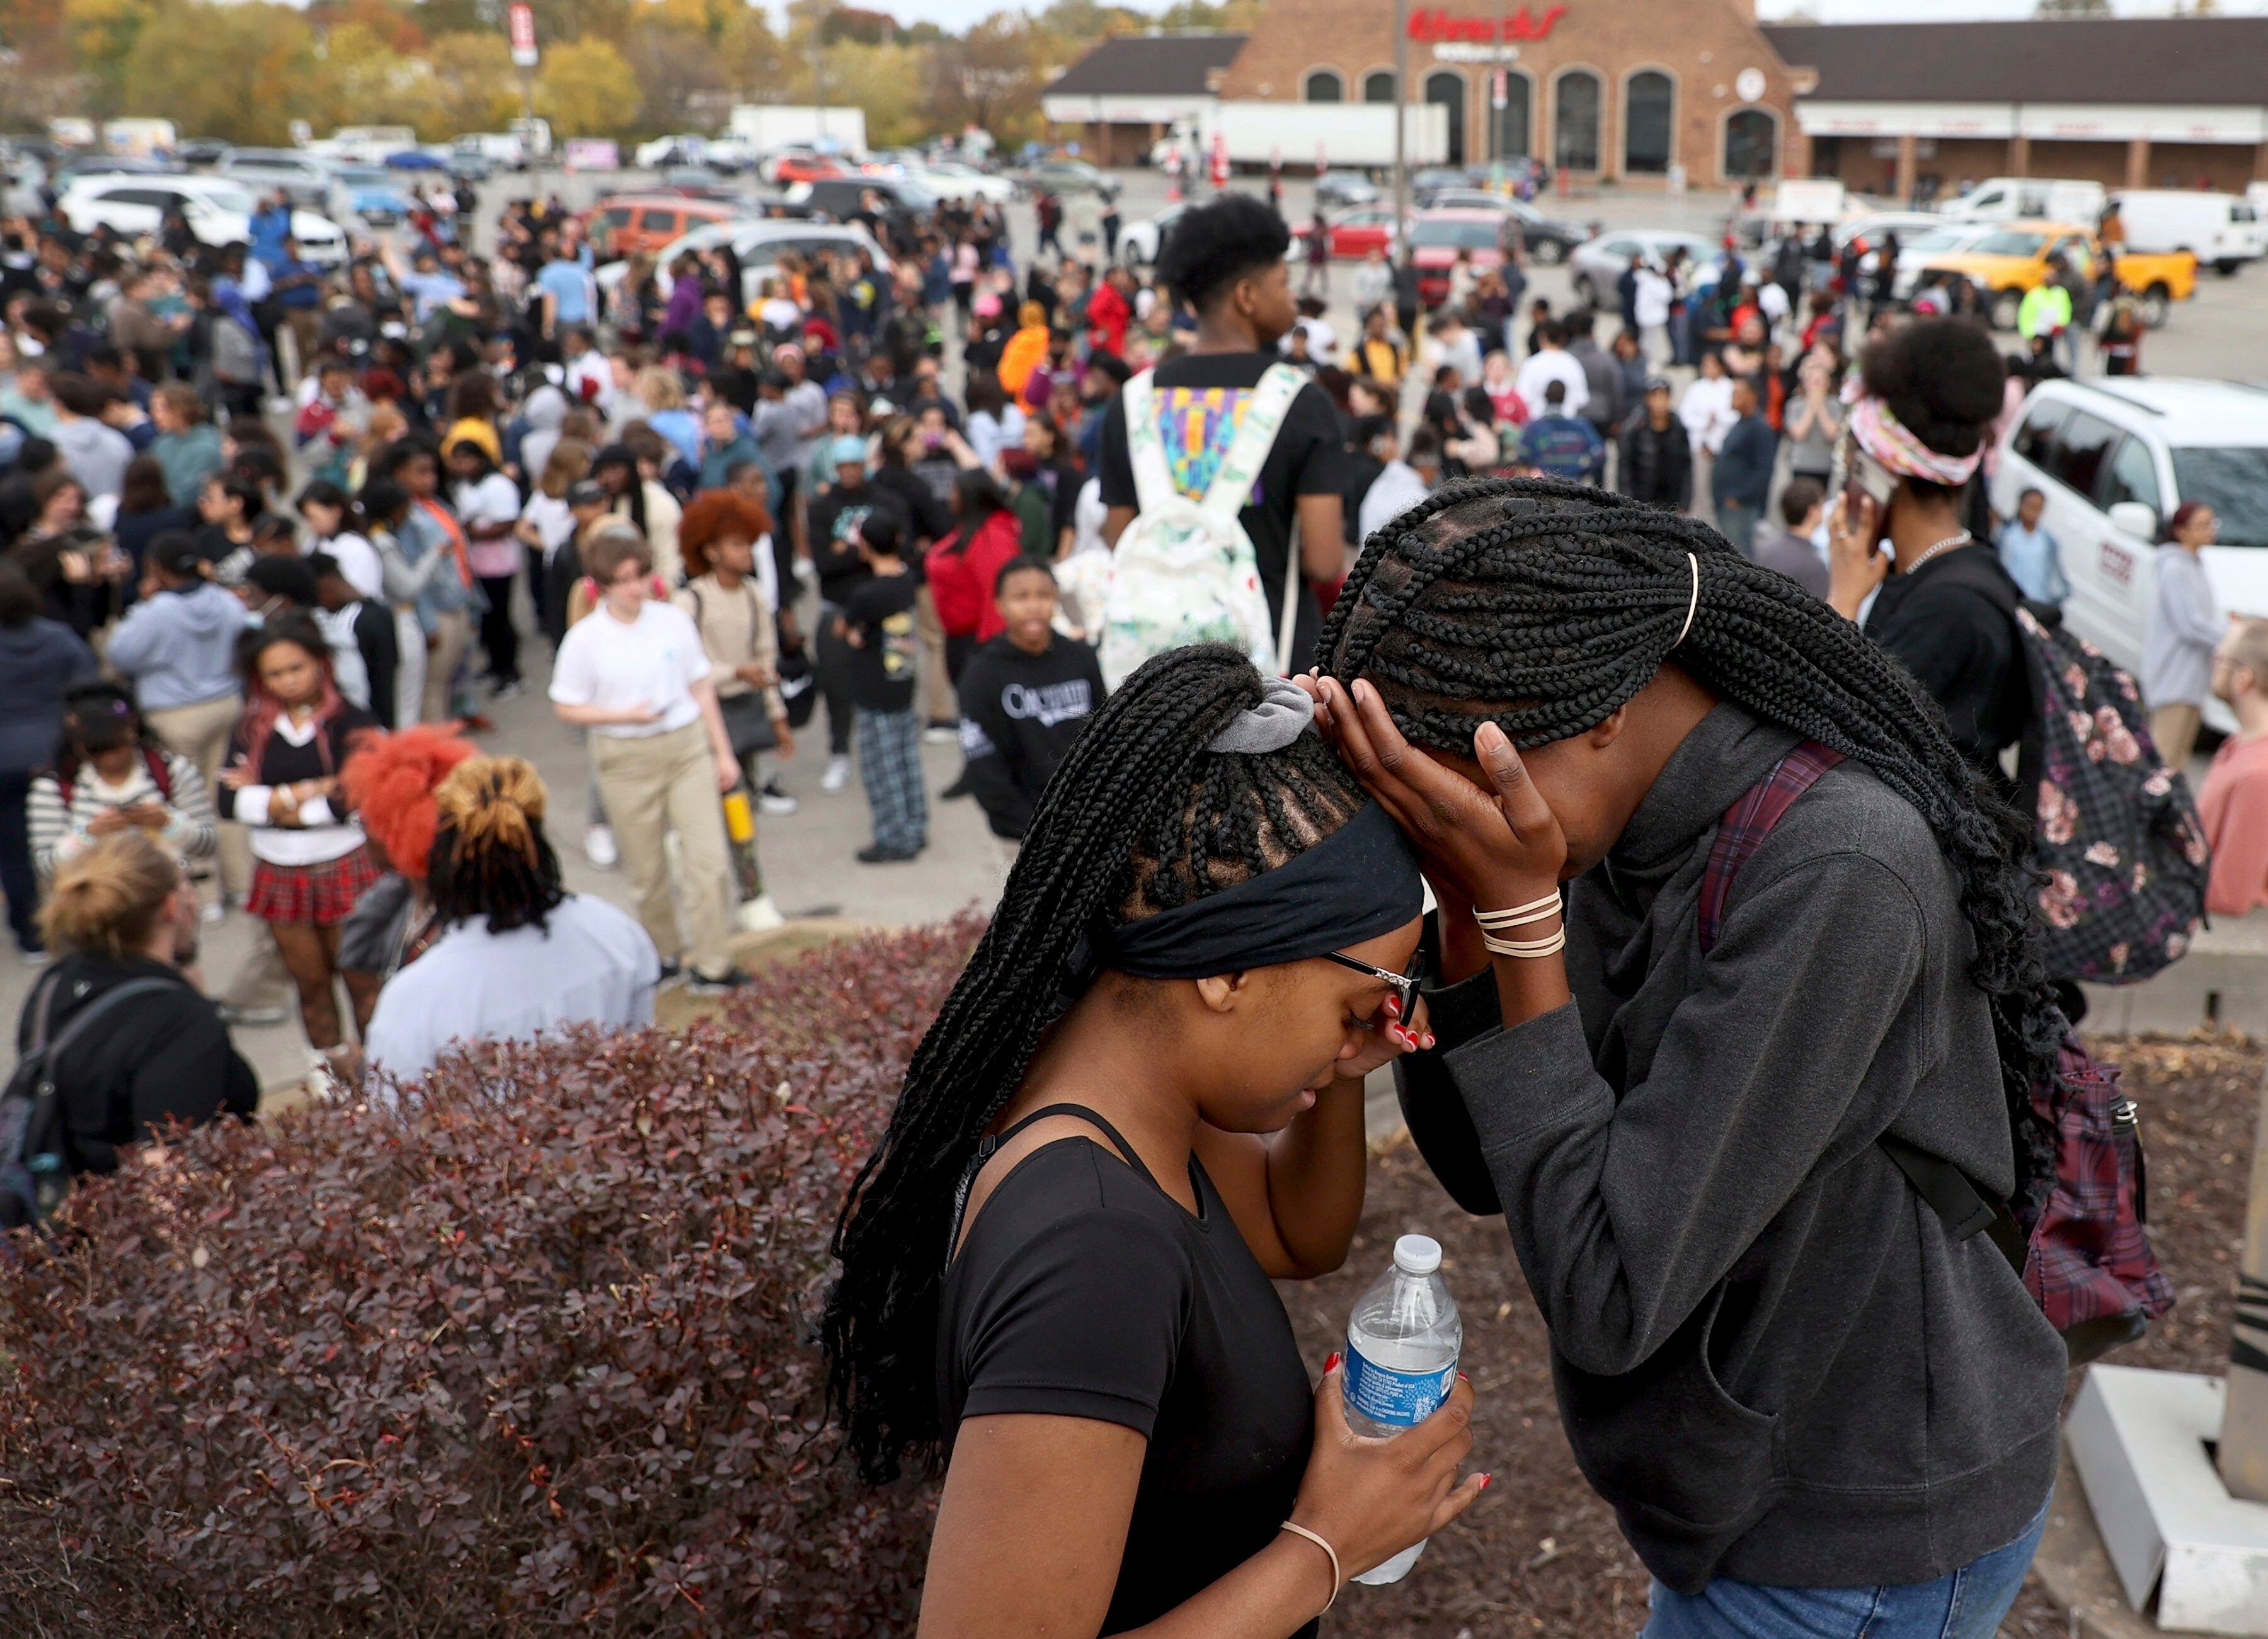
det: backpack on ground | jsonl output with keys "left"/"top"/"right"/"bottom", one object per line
{"left": 2012, "top": 605, "right": 2208, "bottom": 985}
{"left": 0, "top": 972, "right": 175, "bottom": 1228}
{"left": 1099, "top": 362, "right": 1306, "bottom": 690}
{"left": 1700, "top": 740, "right": 2175, "bottom": 1365}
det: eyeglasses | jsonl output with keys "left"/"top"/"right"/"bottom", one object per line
{"left": 1321, "top": 949, "right": 1423, "bottom": 1025}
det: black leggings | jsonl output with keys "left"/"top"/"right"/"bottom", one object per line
{"left": 816, "top": 613, "right": 857, "bottom": 757}
{"left": 0, "top": 772, "right": 36, "bottom": 953}
{"left": 476, "top": 574, "right": 520, "bottom": 686}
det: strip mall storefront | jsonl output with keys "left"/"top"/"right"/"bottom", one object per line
{"left": 1213, "top": 0, "right": 1802, "bottom": 186}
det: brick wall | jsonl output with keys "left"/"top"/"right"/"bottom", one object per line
{"left": 1219, "top": 0, "right": 1802, "bottom": 184}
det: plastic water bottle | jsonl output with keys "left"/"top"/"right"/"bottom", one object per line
{"left": 1342, "top": 1233, "right": 1462, "bottom": 1585}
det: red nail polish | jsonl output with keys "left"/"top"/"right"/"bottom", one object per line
{"left": 1457, "top": 1372, "right": 1469, "bottom": 1383}
{"left": 1384, "top": 995, "right": 1402, "bottom": 1017}
{"left": 1480, "top": 1473, "right": 1493, "bottom": 1490}
{"left": 1324, "top": 1352, "right": 1341, "bottom": 1373}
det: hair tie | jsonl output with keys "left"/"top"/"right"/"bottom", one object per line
{"left": 1207, "top": 675, "right": 1314, "bottom": 755}
{"left": 1673, "top": 552, "right": 1700, "bottom": 650}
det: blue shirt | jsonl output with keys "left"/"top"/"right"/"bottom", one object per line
{"left": 0, "top": 617, "right": 96, "bottom": 772}
{"left": 248, "top": 203, "right": 292, "bottom": 270}
{"left": 399, "top": 270, "right": 466, "bottom": 322}
{"left": 535, "top": 260, "right": 595, "bottom": 326}
{"left": 1518, "top": 414, "right": 1605, "bottom": 483}
{"left": 1995, "top": 520, "right": 2068, "bottom": 605}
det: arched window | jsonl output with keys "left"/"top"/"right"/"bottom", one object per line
{"left": 1724, "top": 107, "right": 1777, "bottom": 180}
{"left": 1425, "top": 69, "right": 1467, "bottom": 168}
{"left": 1494, "top": 70, "right": 1532, "bottom": 161}
{"left": 1624, "top": 70, "right": 1673, "bottom": 175}
{"left": 1363, "top": 69, "right": 1396, "bottom": 103}
{"left": 1554, "top": 69, "right": 1600, "bottom": 173}
{"left": 1304, "top": 69, "right": 1343, "bottom": 104}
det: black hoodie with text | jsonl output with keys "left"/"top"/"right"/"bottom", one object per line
{"left": 955, "top": 632, "right": 1105, "bottom": 840}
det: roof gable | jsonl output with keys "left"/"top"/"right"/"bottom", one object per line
{"left": 1044, "top": 32, "right": 1250, "bottom": 99}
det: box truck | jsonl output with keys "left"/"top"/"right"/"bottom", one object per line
{"left": 728, "top": 105, "right": 868, "bottom": 157}
{"left": 1156, "top": 103, "right": 1447, "bottom": 171}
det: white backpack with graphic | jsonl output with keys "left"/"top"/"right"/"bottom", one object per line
{"left": 1099, "top": 362, "right": 1305, "bottom": 690}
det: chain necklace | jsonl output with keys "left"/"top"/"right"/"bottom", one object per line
{"left": 1904, "top": 530, "right": 1973, "bottom": 574}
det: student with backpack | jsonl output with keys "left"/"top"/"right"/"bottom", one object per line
{"left": 1096, "top": 194, "right": 1347, "bottom": 687}
{"left": 28, "top": 680, "right": 217, "bottom": 882}
{"left": 1306, "top": 478, "right": 2090, "bottom": 1638}
{"left": 3, "top": 830, "right": 256, "bottom": 1229}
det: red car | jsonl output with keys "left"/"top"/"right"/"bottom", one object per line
{"left": 1292, "top": 206, "right": 1404, "bottom": 261}
{"left": 769, "top": 149, "right": 846, "bottom": 184}
{"left": 1409, "top": 208, "right": 1511, "bottom": 306}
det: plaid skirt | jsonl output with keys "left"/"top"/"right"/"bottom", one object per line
{"left": 246, "top": 847, "right": 380, "bottom": 927}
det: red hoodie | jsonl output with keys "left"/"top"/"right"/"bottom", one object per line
{"left": 1087, "top": 280, "right": 1132, "bottom": 358}
{"left": 924, "top": 509, "right": 1025, "bottom": 641}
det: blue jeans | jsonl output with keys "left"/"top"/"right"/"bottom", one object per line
{"left": 1641, "top": 1496, "right": 2049, "bottom": 1639}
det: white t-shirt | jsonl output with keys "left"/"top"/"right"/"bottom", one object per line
{"left": 1634, "top": 268, "right": 1674, "bottom": 328}
{"left": 1360, "top": 459, "right": 1431, "bottom": 542}
{"left": 314, "top": 530, "right": 383, "bottom": 601}
{"left": 1679, "top": 375, "right": 1738, "bottom": 455}
{"left": 364, "top": 894, "right": 660, "bottom": 1084}
{"left": 521, "top": 493, "right": 577, "bottom": 564}
{"left": 547, "top": 598, "right": 711, "bottom": 738}
{"left": 1514, "top": 350, "right": 1589, "bottom": 422}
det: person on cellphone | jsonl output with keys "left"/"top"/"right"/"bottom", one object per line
{"left": 827, "top": 646, "right": 1485, "bottom": 1639}
{"left": 1305, "top": 477, "right": 2066, "bottom": 1638}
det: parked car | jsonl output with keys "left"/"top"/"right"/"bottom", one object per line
{"left": 1940, "top": 176, "right": 2107, "bottom": 227}
{"left": 384, "top": 147, "right": 452, "bottom": 173}
{"left": 1017, "top": 157, "right": 1118, "bottom": 201}
{"left": 1407, "top": 208, "right": 1513, "bottom": 306}
{"left": 909, "top": 159, "right": 1017, "bottom": 204}
{"left": 1920, "top": 219, "right": 2196, "bottom": 330}
{"left": 1830, "top": 210, "right": 1947, "bottom": 254}
{"left": 1874, "top": 220, "right": 1998, "bottom": 300}
{"left": 760, "top": 148, "right": 846, "bottom": 185}
{"left": 786, "top": 174, "right": 937, "bottom": 223}
{"left": 1990, "top": 376, "right": 2268, "bottom": 733}
{"left": 2110, "top": 189, "right": 2265, "bottom": 275}
{"left": 1410, "top": 166, "right": 1488, "bottom": 197}
{"left": 1117, "top": 202, "right": 1188, "bottom": 268}
{"left": 636, "top": 134, "right": 709, "bottom": 171}
{"left": 452, "top": 132, "right": 527, "bottom": 171}
{"left": 329, "top": 164, "right": 414, "bottom": 228}
{"left": 578, "top": 193, "right": 741, "bottom": 262}
{"left": 1314, "top": 170, "right": 1379, "bottom": 209}
{"left": 59, "top": 173, "right": 346, "bottom": 263}
{"left": 173, "top": 137, "right": 229, "bottom": 168}
{"left": 217, "top": 147, "right": 337, "bottom": 210}
{"left": 1414, "top": 190, "right": 1589, "bottom": 264}
{"left": 1568, "top": 228, "right": 1717, "bottom": 309}
{"left": 1292, "top": 205, "right": 1402, "bottom": 261}
{"left": 597, "top": 218, "right": 892, "bottom": 309}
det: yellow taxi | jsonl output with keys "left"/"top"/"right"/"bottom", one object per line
{"left": 1920, "top": 219, "right": 2197, "bottom": 332}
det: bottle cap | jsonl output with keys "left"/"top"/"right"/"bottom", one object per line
{"left": 1392, "top": 1233, "right": 1441, "bottom": 1277}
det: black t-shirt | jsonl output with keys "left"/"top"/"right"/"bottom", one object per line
{"left": 841, "top": 567, "right": 920, "bottom": 712}
{"left": 808, "top": 483, "right": 913, "bottom": 606}
{"left": 1863, "top": 545, "right": 2029, "bottom": 780}
{"left": 938, "top": 1132, "right": 1315, "bottom": 1637}
{"left": 1099, "top": 352, "right": 1347, "bottom": 672}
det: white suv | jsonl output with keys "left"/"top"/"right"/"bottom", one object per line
{"left": 58, "top": 174, "right": 347, "bottom": 264}
{"left": 1990, "top": 376, "right": 2268, "bottom": 733}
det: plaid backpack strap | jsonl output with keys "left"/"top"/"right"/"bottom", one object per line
{"left": 1695, "top": 740, "right": 1848, "bottom": 955}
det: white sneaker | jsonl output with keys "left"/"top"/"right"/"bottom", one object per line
{"left": 737, "top": 892, "right": 786, "bottom": 933}
{"left": 757, "top": 783, "right": 799, "bottom": 817}
{"left": 585, "top": 823, "right": 619, "bottom": 869}
{"left": 200, "top": 899, "right": 227, "bottom": 925}
{"left": 821, "top": 754, "right": 850, "bottom": 794}
{"left": 922, "top": 723, "right": 958, "bottom": 745}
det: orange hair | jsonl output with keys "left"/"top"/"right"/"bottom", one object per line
{"left": 678, "top": 487, "right": 774, "bottom": 580}
{"left": 338, "top": 725, "right": 476, "bottom": 881}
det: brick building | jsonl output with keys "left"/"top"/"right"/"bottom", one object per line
{"left": 1044, "top": 10, "right": 2268, "bottom": 197}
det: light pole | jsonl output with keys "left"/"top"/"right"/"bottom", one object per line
{"left": 1392, "top": 0, "right": 1407, "bottom": 245}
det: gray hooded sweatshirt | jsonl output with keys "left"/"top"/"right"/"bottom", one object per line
{"left": 1397, "top": 704, "right": 2064, "bottom": 1594}
{"left": 105, "top": 580, "right": 246, "bottom": 711}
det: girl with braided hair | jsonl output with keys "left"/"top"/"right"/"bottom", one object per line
{"left": 1307, "top": 476, "right": 2067, "bottom": 1638}
{"left": 827, "top": 645, "right": 1484, "bottom": 1638}
{"left": 362, "top": 755, "right": 658, "bottom": 1084}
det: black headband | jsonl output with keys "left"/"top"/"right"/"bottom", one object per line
{"left": 1085, "top": 802, "right": 1424, "bottom": 980}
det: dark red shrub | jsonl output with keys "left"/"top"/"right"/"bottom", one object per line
{"left": 0, "top": 916, "right": 983, "bottom": 1635}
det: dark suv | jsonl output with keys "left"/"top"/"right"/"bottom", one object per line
{"left": 789, "top": 176, "right": 938, "bottom": 223}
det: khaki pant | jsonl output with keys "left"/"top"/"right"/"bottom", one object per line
{"left": 917, "top": 586, "right": 956, "bottom": 727}
{"left": 421, "top": 608, "right": 472, "bottom": 724}
{"left": 590, "top": 721, "right": 734, "bottom": 979}
{"left": 2151, "top": 702, "right": 2203, "bottom": 772}
{"left": 145, "top": 690, "right": 246, "bottom": 899}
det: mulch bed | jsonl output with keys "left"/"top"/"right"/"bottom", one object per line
{"left": 1283, "top": 1035, "right": 2263, "bottom": 1638}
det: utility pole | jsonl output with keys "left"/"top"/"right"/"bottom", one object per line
{"left": 2218, "top": 1064, "right": 2268, "bottom": 1502}
{"left": 811, "top": 2, "right": 829, "bottom": 148}
{"left": 1392, "top": 0, "right": 1407, "bottom": 248}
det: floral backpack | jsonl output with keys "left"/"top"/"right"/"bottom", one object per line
{"left": 2013, "top": 606, "right": 2209, "bottom": 984}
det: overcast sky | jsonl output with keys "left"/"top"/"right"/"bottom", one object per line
{"left": 854, "top": 0, "right": 2268, "bottom": 32}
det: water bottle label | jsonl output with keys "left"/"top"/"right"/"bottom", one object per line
{"left": 1343, "top": 1342, "right": 1456, "bottom": 1429}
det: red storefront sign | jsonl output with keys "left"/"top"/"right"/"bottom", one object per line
{"left": 1406, "top": 5, "right": 1568, "bottom": 43}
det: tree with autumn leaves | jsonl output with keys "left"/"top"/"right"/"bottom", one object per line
{"left": 0, "top": 0, "right": 1260, "bottom": 149}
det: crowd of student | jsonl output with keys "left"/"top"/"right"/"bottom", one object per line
{"left": 0, "top": 159, "right": 2260, "bottom": 1639}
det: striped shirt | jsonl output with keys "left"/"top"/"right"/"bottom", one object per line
{"left": 27, "top": 749, "right": 217, "bottom": 879}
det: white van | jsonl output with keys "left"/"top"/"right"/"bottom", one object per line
{"left": 1990, "top": 377, "right": 2268, "bottom": 734}
{"left": 2110, "top": 190, "right": 2264, "bottom": 274}
{"left": 325, "top": 125, "right": 418, "bottom": 164}
{"left": 1941, "top": 177, "right": 2107, "bottom": 227}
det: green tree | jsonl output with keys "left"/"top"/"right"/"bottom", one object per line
{"left": 536, "top": 35, "right": 639, "bottom": 137}
{"left": 120, "top": 1, "right": 323, "bottom": 143}
{"left": 62, "top": 0, "right": 163, "bottom": 118}
{"left": 318, "top": 19, "right": 439, "bottom": 134}
{"left": 427, "top": 30, "right": 520, "bottom": 136}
